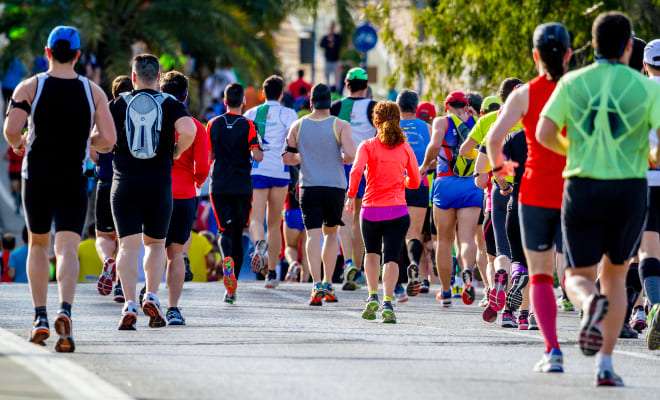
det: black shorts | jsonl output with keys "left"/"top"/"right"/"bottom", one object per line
{"left": 361, "top": 215, "right": 410, "bottom": 264}
{"left": 23, "top": 175, "right": 87, "bottom": 235}
{"left": 519, "top": 204, "right": 562, "bottom": 253}
{"left": 405, "top": 185, "right": 430, "bottom": 209}
{"left": 111, "top": 178, "right": 173, "bottom": 239}
{"left": 95, "top": 181, "right": 115, "bottom": 233}
{"left": 646, "top": 186, "right": 660, "bottom": 233}
{"left": 562, "top": 178, "right": 647, "bottom": 267}
{"left": 483, "top": 210, "right": 496, "bottom": 257}
{"left": 300, "top": 187, "right": 345, "bottom": 230}
{"left": 166, "top": 198, "right": 198, "bottom": 247}
{"left": 210, "top": 193, "right": 252, "bottom": 234}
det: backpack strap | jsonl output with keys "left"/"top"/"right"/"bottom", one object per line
{"left": 338, "top": 98, "right": 354, "bottom": 123}
{"left": 254, "top": 104, "right": 270, "bottom": 140}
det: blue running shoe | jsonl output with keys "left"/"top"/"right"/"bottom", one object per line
{"left": 166, "top": 307, "right": 186, "bottom": 326}
{"left": 534, "top": 348, "right": 563, "bottom": 373}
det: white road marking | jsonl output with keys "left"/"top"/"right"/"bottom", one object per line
{"left": 0, "top": 327, "right": 133, "bottom": 400}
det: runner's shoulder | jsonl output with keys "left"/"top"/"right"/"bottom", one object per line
{"left": 11, "top": 76, "right": 39, "bottom": 102}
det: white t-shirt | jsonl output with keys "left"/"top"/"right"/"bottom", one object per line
{"left": 244, "top": 100, "right": 298, "bottom": 180}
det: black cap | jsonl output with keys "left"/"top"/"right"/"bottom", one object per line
{"left": 533, "top": 22, "right": 570, "bottom": 53}
{"left": 311, "top": 83, "right": 331, "bottom": 110}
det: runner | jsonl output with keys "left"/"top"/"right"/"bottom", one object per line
{"left": 208, "top": 83, "right": 263, "bottom": 304}
{"left": 641, "top": 38, "right": 660, "bottom": 350}
{"left": 283, "top": 83, "right": 355, "bottom": 305}
{"left": 487, "top": 22, "right": 572, "bottom": 372}
{"left": 282, "top": 166, "right": 309, "bottom": 283}
{"left": 161, "top": 71, "right": 210, "bottom": 325}
{"left": 94, "top": 75, "right": 132, "bottom": 303}
{"left": 110, "top": 54, "right": 196, "bottom": 330}
{"left": 244, "top": 75, "right": 297, "bottom": 288}
{"left": 347, "top": 101, "right": 421, "bottom": 322}
{"left": 3, "top": 26, "right": 116, "bottom": 351}
{"left": 330, "top": 67, "right": 377, "bottom": 290}
{"left": 397, "top": 90, "right": 430, "bottom": 297}
{"left": 5, "top": 145, "right": 22, "bottom": 214}
{"left": 419, "top": 91, "right": 480, "bottom": 307}
{"left": 537, "top": 12, "right": 660, "bottom": 386}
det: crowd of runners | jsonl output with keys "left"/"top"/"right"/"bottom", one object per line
{"left": 2, "top": 10, "right": 660, "bottom": 388}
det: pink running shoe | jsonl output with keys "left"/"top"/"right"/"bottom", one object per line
{"left": 488, "top": 269, "right": 508, "bottom": 312}
{"left": 96, "top": 258, "right": 116, "bottom": 296}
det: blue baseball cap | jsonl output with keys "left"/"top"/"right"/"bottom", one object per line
{"left": 47, "top": 26, "right": 81, "bottom": 50}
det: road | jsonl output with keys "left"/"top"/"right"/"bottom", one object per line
{"left": 0, "top": 282, "right": 659, "bottom": 400}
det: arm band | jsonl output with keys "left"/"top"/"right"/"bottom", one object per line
{"left": 285, "top": 146, "right": 299, "bottom": 154}
{"left": 8, "top": 99, "right": 31, "bottom": 115}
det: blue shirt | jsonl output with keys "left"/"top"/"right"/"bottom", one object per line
{"left": 400, "top": 118, "right": 430, "bottom": 166}
{"left": 1, "top": 58, "right": 27, "bottom": 90}
{"left": 9, "top": 246, "right": 28, "bottom": 283}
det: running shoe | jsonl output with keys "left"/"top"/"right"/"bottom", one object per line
{"left": 528, "top": 313, "right": 539, "bottom": 330}
{"left": 250, "top": 240, "right": 268, "bottom": 275}
{"left": 488, "top": 269, "right": 508, "bottom": 312}
{"left": 533, "top": 348, "right": 563, "bottom": 373}
{"left": 406, "top": 263, "right": 421, "bottom": 296}
{"left": 382, "top": 302, "right": 396, "bottom": 324}
{"left": 647, "top": 303, "right": 660, "bottom": 350}
{"left": 118, "top": 302, "right": 138, "bottom": 331}
{"left": 482, "top": 305, "right": 498, "bottom": 323}
{"left": 619, "top": 323, "right": 638, "bottom": 339}
{"left": 518, "top": 313, "right": 529, "bottom": 331}
{"left": 501, "top": 310, "right": 517, "bottom": 328}
{"left": 113, "top": 282, "right": 124, "bottom": 303}
{"left": 420, "top": 279, "right": 430, "bottom": 294}
{"left": 506, "top": 270, "right": 529, "bottom": 312}
{"left": 478, "top": 293, "right": 489, "bottom": 308}
{"left": 29, "top": 315, "right": 50, "bottom": 346}
{"left": 451, "top": 283, "right": 462, "bottom": 298}
{"left": 355, "top": 270, "right": 366, "bottom": 286}
{"left": 265, "top": 270, "right": 279, "bottom": 289}
{"left": 222, "top": 257, "right": 237, "bottom": 297}
{"left": 558, "top": 296, "right": 575, "bottom": 312}
{"left": 362, "top": 295, "right": 379, "bottom": 320}
{"left": 96, "top": 257, "right": 116, "bottom": 296}
{"left": 596, "top": 369, "right": 624, "bottom": 387}
{"left": 395, "top": 284, "right": 408, "bottom": 303}
{"left": 436, "top": 290, "right": 452, "bottom": 307}
{"left": 578, "top": 294, "right": 608, "bottom": 356}
{"left": 53, "top": 311, "right": 75, "bottom": 353}
{"left": 142, "top": 293, "right": 167, "bottom": 328}
{"left": 224, "top": 292, "right": 236, "bottom": 305}
{"left": 461, "top": 269, "right": 475, "bottom": 305}
{"left": 166, "top": 307, "right": 186, "bottom": 326}
{"left": 285, "top": 261, "right": 301, "bottom": 282}
{"left": 309, "top": 283, "right": 324, "bottom": 306}
{"left": 630, "top": 306, "right": 647, "bottom": 333}
{"left": 323, "top": 282, "right": 338, "bottom": 303}
{"left": 342, "top": 262, "right": 359, "bottom": 291}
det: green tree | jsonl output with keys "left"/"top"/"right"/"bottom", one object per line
{"left": 367, "top": 0, "right": 660, "bottom": 101}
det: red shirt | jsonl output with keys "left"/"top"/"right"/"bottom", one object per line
{"left": 519, "top": 76, "right": 566, "bottom": 209}
{"left": 172, "top": 118, "right": 211, "bottom": 199}
{"left": 288, "top": 78, "right": 312, "bottom": 99}
{"left": 6, "top": 147, "right": 23, "bottom": 174}
{"left": 349, "top": 138, "right": 421, "bottom": 207}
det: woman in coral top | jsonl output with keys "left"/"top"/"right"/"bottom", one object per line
{"left": 346, "top": 101, "right": 421, "bottom": 323}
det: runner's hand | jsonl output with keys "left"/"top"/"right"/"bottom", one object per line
{"left": 345, "top": 197, "right": 355, "bottom": 213}
{"left": 12, "top": 136, "right": 26, "bottom": 157}
{"left": 493, "top": 159, "right": 518, "bottom": 178}
{"left": 474, "top": 173, "right": 488, "bottom": 189}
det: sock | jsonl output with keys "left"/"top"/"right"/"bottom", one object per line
{"left": 34, "top": 306, "right": 47, "bottom": 319}
{"left": 640, "top": 257, "right": 660, "bottom": 304}
{"left": 59, "top": 302, "right": 72, "bottom": 317}
{"left": 531, "top": 274, "right": 560, "bottom": 352}
{"left": 383, "top": 295, "right": 394, "bottom": 302}
{"left": 367, "top": 293, "right": 379, "bottom": 302}
{"left": 406, "top": 239, "right": 423, "bottom": 266}
{"left": 596, "top": 353, "right": 613, "bottom": 372}
{"left": 368, "top": 289, "right": 378, "bottom": 296}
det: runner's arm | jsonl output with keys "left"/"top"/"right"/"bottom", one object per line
{"left": 173, "top": 116, "right": 196, "bottom": 159}
{"left": 536, "top": 117, "right": 567, "bottom": 156}
{"left": 282, "top": 120, "right": 300, "bottom": 166}
{"left": 458, "top": 137, "right": 479, "bottom": 158}
{"left": 3, "top": 78, "right": 36, "bottom": 154}
{"left": 419, "top": 117, "right": 446, "bottom": 175}
{"left": 473, "top": 150, "right": 490, "bottom": 189}
{"left": 486, "top": 85, "right": 527, "bottom": 172}
{"left": 338, "top": 119, "right": 356, "bottom": 163}
{"left": 89, "top": 83, "right": 116, "bottom": 153}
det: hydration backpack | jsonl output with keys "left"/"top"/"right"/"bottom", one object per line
{"left": 120, "top": 92, "right": 172, "bottom": 159}
{"left": 440, "top": 114, "right": 476, "bottom": 177}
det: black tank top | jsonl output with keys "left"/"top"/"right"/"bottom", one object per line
{"left": 25, "top": 74, "right": 94, "bottom": 180}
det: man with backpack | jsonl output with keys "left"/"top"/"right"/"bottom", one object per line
{"left": 330, "top": 67, "right": 377, "bottom": 290}
{"left": 109, "top": 54, "right": 196, "bottom": 330}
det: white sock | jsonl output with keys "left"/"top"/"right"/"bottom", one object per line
{"left": 596, "top": 353, "right": 613, "bottom": 371}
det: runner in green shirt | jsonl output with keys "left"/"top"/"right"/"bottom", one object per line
{"left": 537, "top": 11, "right": 660, "bottom": 387}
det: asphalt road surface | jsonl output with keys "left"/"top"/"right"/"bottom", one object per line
{"left": 1, "top": 282, "right": 659, "bottom": 400}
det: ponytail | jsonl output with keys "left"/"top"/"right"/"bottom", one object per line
{"left": 373, "top": 101, "right": 406, "bottom": 148}
{"left": 539, "top": 47, "right": 566, "bottom": 81}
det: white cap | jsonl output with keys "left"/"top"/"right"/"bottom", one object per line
{"left": 644, "top": 39, "right": 660, "bottom": 67}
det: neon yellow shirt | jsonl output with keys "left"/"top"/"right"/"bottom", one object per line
{"left": 542, "top": 62, "right": 660, "bottom": 179}
{"left": 469, "top": 111, "right": 523, "bottom": 146}
{"left": 188, "top": 231, "right": 213, "bottom": 282}
{"left": 78, "top": 239, "right": 102, "bottom": 283}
